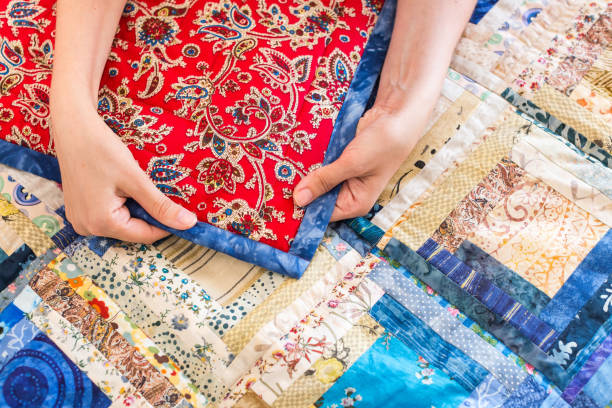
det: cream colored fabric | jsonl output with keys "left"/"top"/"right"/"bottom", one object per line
{"left": 155, "top": 235, "right": 262, "bottom": 306}
{"left": 391, "top": 112, "right": 522, "bottom": 249}
{"left": 378, "top": 91, "right": 481, "bottom": 206}
{"left": 272, "top": 314, "right": 383, "bottom": 408}
{"left": 222, "top": 245, "right": 336, "bottom": 354}
{"left": 533, "top": 84, "right": 612, "bottom": 152}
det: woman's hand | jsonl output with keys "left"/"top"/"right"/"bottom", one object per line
{"left": 51, "top": 102, "right": 197, "bottom": 243}
{"left": 50, "top": 0, "right": 197, "bottom": 243}
{"left": 293, "top": 104, "right": 421, "bottom": 221}
{"left": 294, "top": 0, "right": 476, "bottom": 221}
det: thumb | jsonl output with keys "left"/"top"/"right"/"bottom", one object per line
{"left": 126, "top": 172, "right": 198, "bottom": 230}
{"left": 294, "top": 156, "right": 354, "bottom": 207}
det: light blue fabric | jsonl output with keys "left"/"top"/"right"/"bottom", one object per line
{"left": 582, "top": 350, "right": 612, "bottom": 406}
{"left": 370, "top": 294, "right": 489, "bottom": 391}
{"left": 539, "top": 391, "right": 570, "bottom": 408}
{"left": 316, "top": 335, "right": 471, "bottom": 408}
{"left": 501, "top": 376, "right": 547, "bottom": 408}
{"left": 0, "top": 317, "right": 40, "bottom": 366}
{"left": 458, "top": 374, "right": 508, "bottom": 408}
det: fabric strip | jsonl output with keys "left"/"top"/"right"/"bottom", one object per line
{"left": 367, "top": 261, "right": 527, "bottom": 392}
{"left": 417, "top": 238, "right": 559, "bottom": 351}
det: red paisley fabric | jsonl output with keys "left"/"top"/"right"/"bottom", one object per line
{"left": 0, "top": 0, "right": 382, "bottom": 252}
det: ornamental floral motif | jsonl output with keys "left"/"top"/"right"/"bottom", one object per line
{"left": 88, "top": 298, "right": 110, "bottom": 319}
{"left": 197, "top": 157, "right": 245, "bottom": 194}
{"left": 207, "top": 198, "right": 279, "bottom": 241}
{"left": 415, "top": 356, "right": 435, "bottom": 385}
{"left": 97, "top": 82, "right": 172, "bottom": 148}
{"left": 146, "top": 154, "right": 196, "bottom": 202}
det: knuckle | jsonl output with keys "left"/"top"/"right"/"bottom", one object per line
{"left": 152, "top": 195, "right": 174, "bottom": 219}
{"left": 313, "top": 170, "right": 333, "bottom": 193}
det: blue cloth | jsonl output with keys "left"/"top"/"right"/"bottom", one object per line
{"left": 540, "top": 230, "right": 612, "bottom": 332}
{"left": 0, "top": 317, "right": 40, "bottom": 366}
{"left": 582, "top": 351, "right": 612, "bottom": 407}
{"left": 502, "top": 376, "right": 548, "bottom": 408}
{"left": 550, "top": 274, "right": 612, "bottom": 372}
{"left": 0, "top": 245, "right": 36, "bottom": 292}
{"left": 315, "top": 335, "right": 471, "bottom": 408}
{"left": 470, "top": 0, "right": 500, "bottom": 24}
{"left": 0, "top": 248, "right": 7, "bottom": 264}
{"left": 378, "top": 242, "right": 570, "bottom": 389}
{"left": 0, "top": 303, "right": 25, "bottom": 336}
{"left": 371, "top": 294, "right": 490, "bottom": 391}
{"left": 0, "top": 333, "right": 111, "bottom": 407}
{"left": 418, "top": 238, "right": 558, "bottom": 351}
{"left": 455, "top": 240, "right": 550, "bottom": 315}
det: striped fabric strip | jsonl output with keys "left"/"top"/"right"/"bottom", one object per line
{"left": 370, "top": 293, "right": 490, "bottom": 391}
{"left": 417, "top": 238, "right": 558, "bottom": 351}
{"left": 561, "top": 331, "right": 612, "bottom": 403}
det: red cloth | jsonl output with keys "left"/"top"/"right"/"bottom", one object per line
{"left": 0, "top": 0, "right": 382, "bottom": 252}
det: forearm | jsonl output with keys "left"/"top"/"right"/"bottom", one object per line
{"left": 50, "top": 0, "right": 126, "bottom": 116}
{"left": 374, "top": 0, "right": 476, "bottom": 114}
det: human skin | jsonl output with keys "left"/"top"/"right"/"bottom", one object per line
{"left": 293, "top": 0, "right": 477, "bottom": 220}
{"left": 50, "top": 0, "right": 476, "bottom": 242}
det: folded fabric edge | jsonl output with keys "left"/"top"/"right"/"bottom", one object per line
{"left": 287, "top": 0, "right": 396, "bottom": 263}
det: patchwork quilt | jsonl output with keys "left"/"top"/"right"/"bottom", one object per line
{"left": 1, "top": 0, "right": 612, "bottom": 407}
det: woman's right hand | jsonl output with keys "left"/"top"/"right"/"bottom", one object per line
{"left": 50, "top": 98, "right": 198, "bottom": 243}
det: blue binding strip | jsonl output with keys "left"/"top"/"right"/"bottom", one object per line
{"left": 288, "top": 0, "right": 395, "bottom": 266}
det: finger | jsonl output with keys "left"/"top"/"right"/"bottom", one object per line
{"left": 329, "top": 177, "right": 379, "bottom": 222}
{"left": 107, "top": 205, "right": 171, "bottom": 243}
{"left": 293, "top": 155, "right": 357, "bottom": 207}
{"left": 126, "top": 172, "right": 198, "bottom": 230}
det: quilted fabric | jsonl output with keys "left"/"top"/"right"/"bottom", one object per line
{"left": 0, "top": 0, "right": 389, "bottom": 277}
{"left": 1, "top": 0, "right": 612, "bottom": 408}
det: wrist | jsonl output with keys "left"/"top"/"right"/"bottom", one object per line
{"left": 374, "top": 72, "right": 443, "bottom": 116}
{"left": 50, "top": 72, "right": 98, "bottom": 113}
{"left": 50, "top": 94, "right": 101, "bottom": 149}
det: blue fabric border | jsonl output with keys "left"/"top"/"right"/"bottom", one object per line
{"left": 0, "top": 0, "right": 396, "bottom": 278}
{"left": 287, "top": 0, "right": 395, "bottom": 265}
{"left": 0, "top": 140, "right": 62, "bottom": 183}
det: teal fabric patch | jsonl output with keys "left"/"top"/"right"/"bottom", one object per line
{"left": 314, "top": 335, "right": 471, "bottom": 408}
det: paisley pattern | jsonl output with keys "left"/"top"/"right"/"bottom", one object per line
{"left": 29, "top": 266, "right": 183, "bottom": 407}
{"left": 0, "top": 1, "right": 611, "bottom": 408}
{"left": 432, "top": 158, "right": 525, "bottom": 253}
{"left": 0, "top": 0, "right": 382, "bottom": 254}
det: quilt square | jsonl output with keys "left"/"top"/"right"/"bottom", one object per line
{"left": 468, "top": 172, "right": 608, "bottom": 297}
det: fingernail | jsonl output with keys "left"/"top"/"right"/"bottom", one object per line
{"left": 178, "top": 209, "right": 197, "bottom": 227}
{"left": 294, "top": 188, "right": 313, "bottom": 207}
